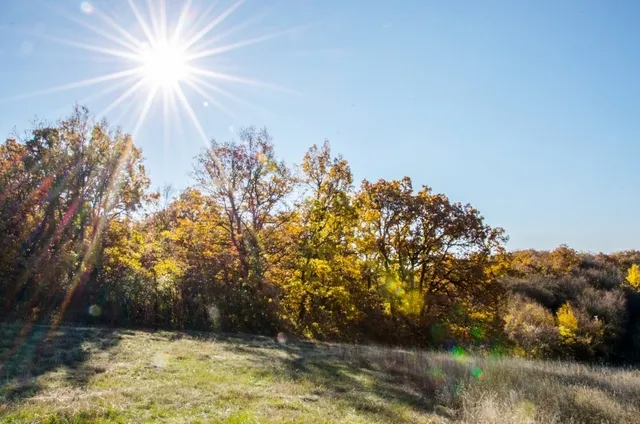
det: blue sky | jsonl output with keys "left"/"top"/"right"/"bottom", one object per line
{"left": 1, "top": 0, "right": 639, "bottom": 253}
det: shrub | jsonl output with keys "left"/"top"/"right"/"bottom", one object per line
{"left": 556, "top": 301, "right": 604, "bottom": 360}
{"left": 577, "top": 287, "right": 627, "bottom": 347}
{"left": 579, "top": 266, "right": 624, "bottom": 290}
{"left": 502, "top": 275, "right": 559, "bottom": 309}
{"left": 504, "top": 295, "right": 559, "bottom": 358}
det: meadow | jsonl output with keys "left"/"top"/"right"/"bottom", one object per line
{"left": 1, "top": 324, "right": 639, "bottom": 423}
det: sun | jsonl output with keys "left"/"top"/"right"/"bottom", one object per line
{"left": 139, "top": 41, "right": 188, "bottom": 87}
{"left": 2, "top": 0, "right": 299, "bottom": 143}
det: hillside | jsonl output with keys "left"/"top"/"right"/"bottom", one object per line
{"left": 1, "top": 324, "right": 639, "bottom": 423}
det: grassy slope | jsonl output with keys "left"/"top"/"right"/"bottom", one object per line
{"left": 0, "top": 324, "right": 639, "bottom": 424}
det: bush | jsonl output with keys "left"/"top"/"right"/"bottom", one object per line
{"left": 579, "top": 266, "right": 624, "bottom": 290}
{"left": 503, "top": 274, "right": 590, "bottom": 310}
{"left": 502, "top": 275, "right": 559, "bottom": 309}
{"left": 556, "top": 302, "right": 604, "bottom": 360}
{"left": 577, "top": 287, "right": 627, "bottom": 348}
{"left": 504, "top": 295, "right": 560, "bottom": 358}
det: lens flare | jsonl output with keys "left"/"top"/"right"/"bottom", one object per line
{"left": 88, "top": 304, "right": 102, "bottom": 317}
{"left": 451, "top": 346, "right": 466, "bottom": 361}
{"left": 0, "top": 0, "right": 304, "bottom": 341}
{"left": 152, "top": 352, "right": 169, "bottom": 369}
{"left": 80, "top": 2, "right": 94, "bottom": 15}
{"left": 471, "top": 366, "right": 484, "bottom": 379}
{"left": 207, "top": 305, "right": 222, "bottom": 328}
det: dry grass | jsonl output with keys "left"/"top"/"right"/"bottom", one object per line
{"left": 0, "top": 323, "right": 639, "bottom": 423}
{"left": 335, "top": 345, "right": 640, "bottom": 423}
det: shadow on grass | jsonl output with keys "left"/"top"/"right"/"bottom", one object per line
{"left": 218, "top": 336, "right": 640, "bottom": 424}
{"left": 212, "top": 336, "right": 442, "bottom": 423}
{"left": 0, "top": 323, "right": 120, "bottom": 402}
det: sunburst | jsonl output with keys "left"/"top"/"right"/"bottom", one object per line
{"left": 3, "top": 0, "right": 300, "bottom": 142}
{"left": 0, "top": 0, "right": 307, "bottom": 343}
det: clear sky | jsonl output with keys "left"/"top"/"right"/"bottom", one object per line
{"left": 1, "top": 0, "right": 639, "bottom": 253}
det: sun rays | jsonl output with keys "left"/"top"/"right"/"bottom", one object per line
{"left": 0, "top": 0, "right": 294, "bottom": 338}
{"left": 3, "top": 0, "right": 298, "bottom": 143}
{"left": 0, "top": 0, "right": 309, "bottom": 357}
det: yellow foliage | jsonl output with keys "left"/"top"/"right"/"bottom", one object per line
{"left": 549, "top": 245, "right": 580, "bottom": 274}
{"left": 380, "top": 274, "right": 424, "bottom": 317}
{"left": 626, "top": 264, "right": 640, "bottom": 290}
{"left": 504, "top": 296, "right": 559, "bottom": 357}
{"left": 556, "top": 302, "right": 579, "bottom": 342}
{"left": 511, "top": 346, "right": 528, "bottom": 358}
{"left": 400, "top": 290, "right": 424, "bottom": 316}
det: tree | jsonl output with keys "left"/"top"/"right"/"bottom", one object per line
{"left": 356, "top": 177, "right": 508, "bottom": 342}
{"left": 278, "top": 141, "right": 363, "bottom": 338}
{"left": 0, "top": 106, "right": 149, "bottom": 324}
{"left": 193, "top": 127, "right": 294, "bottom": 331}
{"left": 160, "top": 188, "right": 240, "bottom": 330}
{"left": 548, "top": 245, "right": 580, "bottom": 275}
{"left": 4, "top": 107, "right": 638, "bottom": 361}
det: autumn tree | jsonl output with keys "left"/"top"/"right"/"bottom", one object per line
{"left": 555, "top": 301, "right": 604, "bottom": 359}
{"left": 3, "top": 107, "right": 638, "bottom": 361}
{"left": 356, "top": 177, "right": 508, "bottom": 342}
{"left": 159, "top": 188, "right": 240, "bottom": 329}
{"left": 0, "top": 106, "right": 149, "bottom": 323}
{"left": 278, "top": 141, "right": 364, "bottom": 338}
{"left": 193, "top": 127, "right": 294, "bottom": 331}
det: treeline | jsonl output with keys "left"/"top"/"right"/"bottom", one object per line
{"left": 504, "top": 248, "right": 640, "bottom": 361}
{"left": 1, "top": 107, "right": 639, "bottom": 362}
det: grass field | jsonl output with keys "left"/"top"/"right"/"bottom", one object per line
{"left": 0, "top": 324, "right": 639, "bottom": 423}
